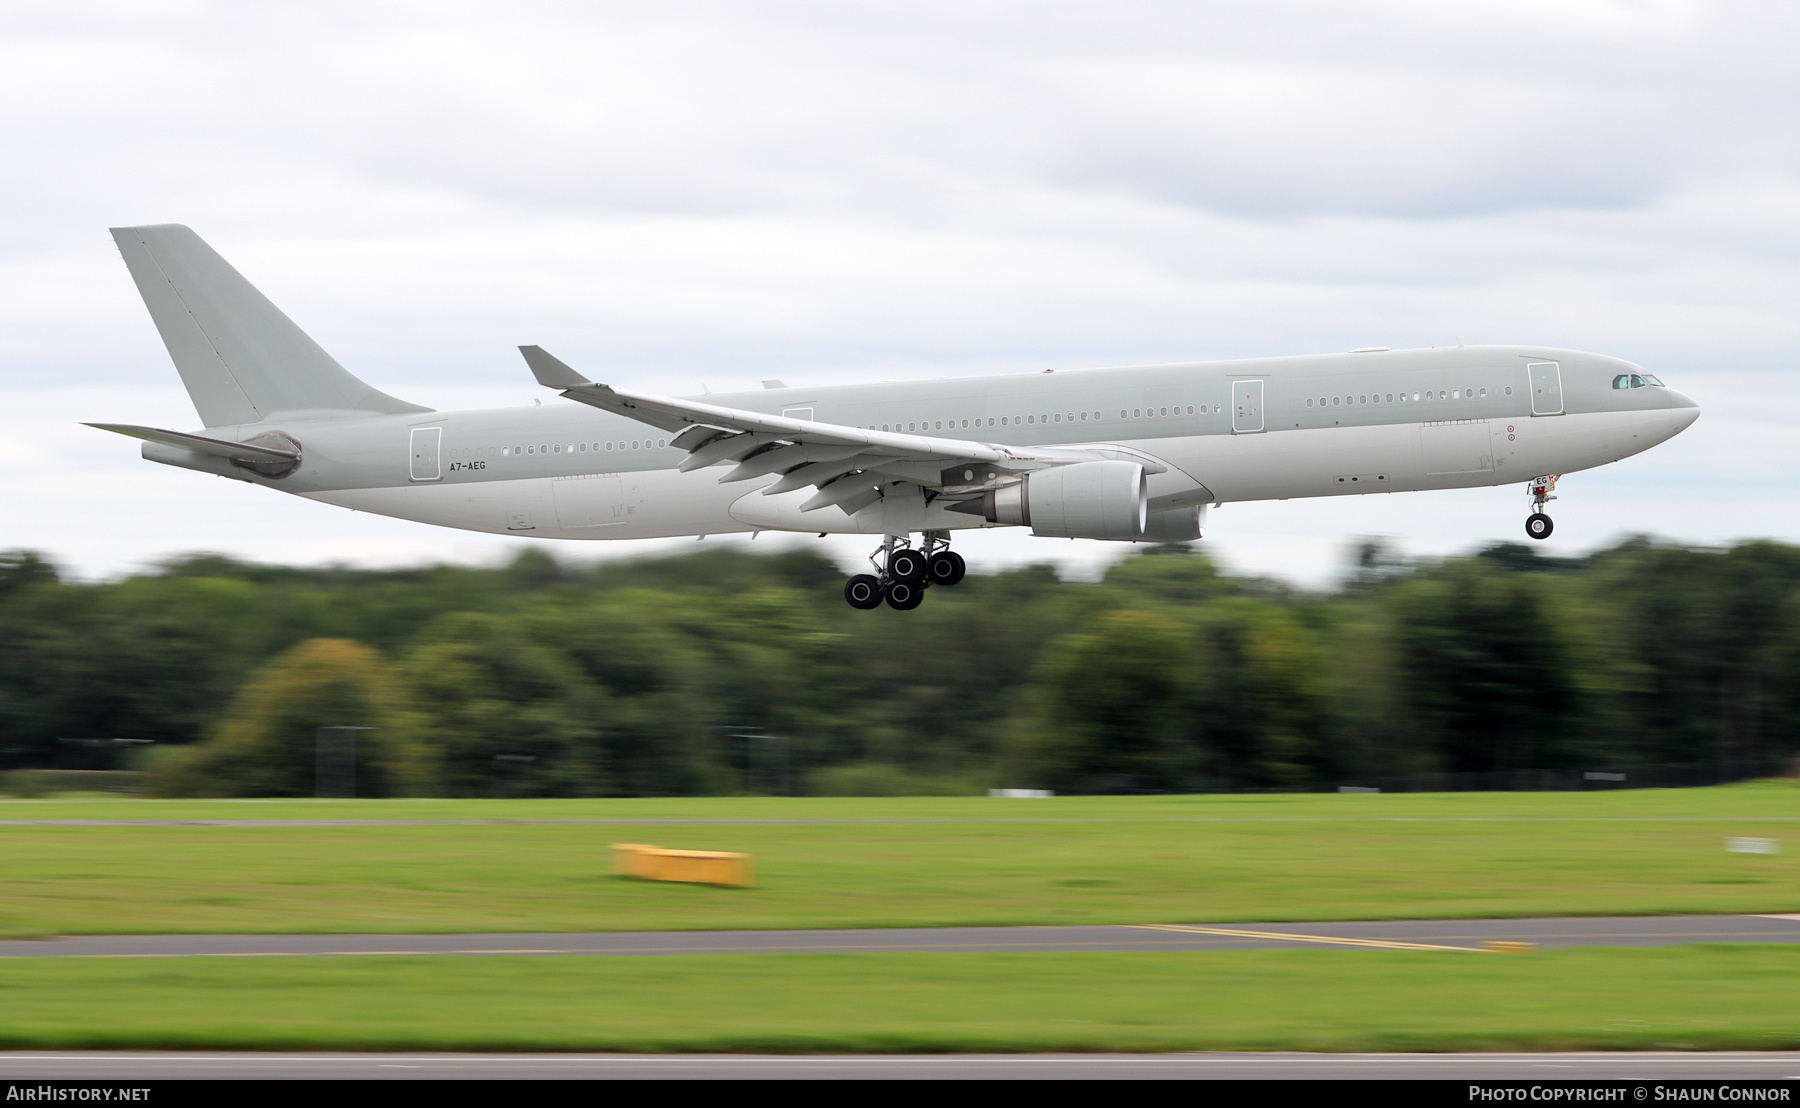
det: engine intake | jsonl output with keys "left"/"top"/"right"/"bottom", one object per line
{"left": 957, "top": 459, "right": 1147, "bottom": 540}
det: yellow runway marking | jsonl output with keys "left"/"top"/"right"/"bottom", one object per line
{"left": 1130, "top": 923, "right": 1486, "bottom": 952}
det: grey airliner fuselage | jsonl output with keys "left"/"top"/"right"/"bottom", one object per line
{"left": 96, "top": 225, "right": 1699, "bottom": 609}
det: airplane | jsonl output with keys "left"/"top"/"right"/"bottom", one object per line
{"left": 91, "top": 225, "right": 1700, "bottom": 610}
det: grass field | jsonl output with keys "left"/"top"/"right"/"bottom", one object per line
{"left": 0, "top": 783, "right": 1794, "bottom": 935}
{"left": 0, "top": 947, "right": 1796, "bottom": 1053}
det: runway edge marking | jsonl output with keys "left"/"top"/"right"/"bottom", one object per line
{"left": 1129, "top": 923, "right": 1487, "bottom": 952}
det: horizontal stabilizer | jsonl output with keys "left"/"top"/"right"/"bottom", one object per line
{"left": 84, "top": 423, "right": 298, "bottom": 462}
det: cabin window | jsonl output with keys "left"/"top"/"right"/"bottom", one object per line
{"left": 987, "top": 418, "right": 995, "bottom": 426}
{"left": 935, "top": 421, "right": 942, "bottom": 429}
{"left": 1386, "top": 393, "right": 1394, "bottom": 403}
{"left": 1505, "top": 386, "right": 1513, "bottom": 395}
{"left": 1332, "top": 397, "right": 1340, "bottom": 406}
{"left": 579, "top": 442, "right": 587, "bottom": 452}
{"left": 1133, "top": 409, "right": 1141, "bottom": 417}
{"left": 1120, "top": 410, "right": 1128, "bottom": 418}
{"left": 1359, "top": 395, "right": 1367, "bottom": 404}
{"left": 1307, "top": 398, "right": 1314, "bottom": 407}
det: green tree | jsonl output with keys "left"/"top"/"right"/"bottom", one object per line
{"left": 150, "top": 639, "right": 423, "bottom": 796}
{"left": 401, "top": 612, "right": 607, "bottom": 796}
{"left": 1015, "top": 610, "right": 1204, "bottom": 791}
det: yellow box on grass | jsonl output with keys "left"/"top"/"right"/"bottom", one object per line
{"left": 613, "top": 843, "right": 754, "bottom": 887}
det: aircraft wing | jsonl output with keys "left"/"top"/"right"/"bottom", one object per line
{"left": 520, "top": 346, "right": 1108, "bottom": 514}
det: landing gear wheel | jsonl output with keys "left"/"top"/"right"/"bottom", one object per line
{"left": 887, "top": 548, "right": 928, "bottom": 583}
{"left": 884, "top": 578, "right": 924, "bottom": 610}
{"left": 844, "top": 574, "right": 884, "bottom": 610}
{"left": 928, "top": 550, "right": 966, "bottom": 586}
{"left": 1525, "top": 513, "right": 1554, "bottom": 540}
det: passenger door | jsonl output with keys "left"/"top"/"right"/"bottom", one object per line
{"left": 1231, "top": 380, "right": 1264, "bottom": 433}
{"left": 1528, "top": 362, "right": 1563, "bottom": 416}
{"left": 408, "top": 426, "right": 441, "bottom": 481}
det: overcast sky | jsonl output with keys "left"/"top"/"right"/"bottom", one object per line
{"left": 3, "top": 0, "right": 1796, "bottom": 584}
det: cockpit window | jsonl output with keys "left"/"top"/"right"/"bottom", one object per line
{"left": 1642, "top": 373, "right": 1664, "bottom": 386}
{"left": 1629, "top": 374, "right": 1644, "bottom": 387}
{"left": 1612, "top": 375, "right": 1631, "bottom": 389}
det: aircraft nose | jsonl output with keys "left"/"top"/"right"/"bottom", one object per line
{"left": 1667, "top": 390, "right": 1700, "bottom": 433}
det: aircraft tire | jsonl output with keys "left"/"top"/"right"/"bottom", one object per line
{"left": 884, "top": 579, "right": 925, "bottom": 610}
{"left": 1525, "top": 512, "right": 1554, "bottom": 540}
{"left": 844, "top": 574, "right": 885, "bottom": 609}
{"left": 887, "top": 548, "right": 928, "bottom": 583}
{"left": 928, "top": 550, "right": 966, "bottom": 586}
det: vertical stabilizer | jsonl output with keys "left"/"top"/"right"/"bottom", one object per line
{"left": 110, "top": 225, "right": 430, "bottom": 427}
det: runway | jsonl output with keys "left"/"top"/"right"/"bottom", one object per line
{"left": 1, "top": 816, "right": 1797, "bottom": 825}
{"left": 0, "top": 1051, "right": 1797, "bottom": 1079}
{"left": 2, "top": 914, "right": 1796, "bottom": 958}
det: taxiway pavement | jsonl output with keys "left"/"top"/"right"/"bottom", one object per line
{"left": 1, "top": 914, "right": 1796, "bottom": 959}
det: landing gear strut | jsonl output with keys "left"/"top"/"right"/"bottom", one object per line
{"left": 842, "top": 531, "right": 967, "bottom": 610}
{"left": 1525, "top": 475, "right": 1558, "bottom": 541}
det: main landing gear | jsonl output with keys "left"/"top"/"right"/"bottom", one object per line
{"left": 843, "top": 531, "right": 966, "bottom": 610}
{"left": 1525, "top": 475, "right": 1559, "bottom": 540}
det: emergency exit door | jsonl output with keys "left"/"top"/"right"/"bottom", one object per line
{"left": 1232, "top": 380, "right": 1264, "bottom": 433}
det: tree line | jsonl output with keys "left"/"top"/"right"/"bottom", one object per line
{"left": 1, "top": 536, "right": 1796, "bottom": 796}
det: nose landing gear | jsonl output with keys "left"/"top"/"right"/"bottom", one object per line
{"left": 1525, "top": 475, "right": 1559, "bottom": 540}
{"left": 843, "top": 531, "right": 967, "bottom": 610}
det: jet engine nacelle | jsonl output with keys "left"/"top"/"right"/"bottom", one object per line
{"left": 970, "top": 459, "right": 1147, "bottom": 540}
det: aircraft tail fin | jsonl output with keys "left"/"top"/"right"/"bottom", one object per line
{"left": 109, "top": 225, "right": 431, "bottom": 428}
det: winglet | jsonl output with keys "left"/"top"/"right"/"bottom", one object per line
{"left": 519, "top": 345, "right": 594, "bottom": 390}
